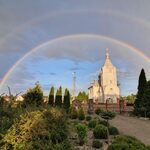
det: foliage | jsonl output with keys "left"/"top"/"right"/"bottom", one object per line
{"left": 95, "top": 108, "right": 103, "bottom": 115}
{"left": 63, "top": 88, "right": 71, "bottom": 113}
{"left": 78, "top": 108, "right": 85, "bottom": 120}
{"left": 77, "top": 91, "right": 88, "bottom": 102}
{"left": 93, "top": 124, "right": 108, "bottom": 139}
{"left": 99, "top": 120, "right": 110, "bottom": 127}
{"left": 55, "top": 86, "right": 62, "bottom": 107}
{"left": 108, "top": 136, "right": 149, "bottom": 150}
{"left": 85, "top": 115, "right": 92, "bottom": 121}
{"left": 48, "top": 86, "right": 54, "bottom": 106}
{"left": 23, "top": 84, "right": 44, "bottom": 107}
{"left": 125, "top": 94, "right": 136, "bottom": 104}
{"left": 101, "top": 111, "right": 116, "bottom": 125}
{"left": 142, "top": 81, "right": 150, "bottom": 117}
{"left": 0, "top": 96, "right": 5, "bottom": 110}
{"left": 76, "top": 124, "right": 87, "bottom": 146}
{"left": 1, "top": 108, "right": 72, "bottom": 150}
{"left": 108, "top": 126, "right": 119, "bottom": 135}
{"left": 134, "top": 69, "right": 147, "bottom": 116}
{"left": 147, "top": 146, "right": 150, "bottom": 150}
{"left": 92, "top": 140, "right": 103, "bottom": 148}
{"left": 69, "top": 106, "right": 78, "bottom": 119}
{"left": 88, "top": 119, "right": 97, "bottom": 128}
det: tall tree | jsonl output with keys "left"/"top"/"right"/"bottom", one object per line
{"left": 48, "top": 86, "right": 54, "bottom": 106}
{"left": 55, "top": 86, "right": 62, "bottom": 107}
{"left": 134, "top": 69, "right": 147, "bottom": 115}
{"left": 63, "top": 88, "right": 70, "bottom": 113}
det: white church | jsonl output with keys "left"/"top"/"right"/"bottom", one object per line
{"left": 88, "top": 50, "right": 120, "bottom": 103}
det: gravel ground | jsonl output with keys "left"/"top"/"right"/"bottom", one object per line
{"left": 110, "top": 115, "right": 150, "bottom": 145}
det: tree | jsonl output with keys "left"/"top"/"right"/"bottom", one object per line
{"left": 77, "top": 91, "right": 88, "bottom": 101}
{"left": 23, "top": 84, "right": 44, "bottom": 107}
{"left": 142, "top": 81, "right": 150, "bottom": 117}
{"left": 134, "top": 69, "right": 147, "bottom": 115}
{"left": 0, "top": 96, "right": 5, "bottom": 111}
{"left": 63, "top": 88, "right": 70, "bottom": 113}
{"left": 55, "top": 86, "right": 62, "bottom": 107}
{"left": 48, "top": 86, "right": 54, "bottom": 106}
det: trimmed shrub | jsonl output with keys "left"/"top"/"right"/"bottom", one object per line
{"left": 78, "top": 108, "right": 85, "bottom": 120}
{"left": 109, "top": 126, "right": 119, "bottom": 135}
{"left": 95, "top": 108, "right": 103, "bottom": 115}
{"left": 88, "top": 119, "right": 97, "bottom": 128}
{"left": 93, "top": 124, "right": 108, "bottom": 139}
{"left": 101, "top": 111, "right": 116, "bottom": 121}
{"left": 99, "top": 120, "right": 109, "bottom": 127}
{"left": 69, "top": 106, "right": 78, "bottom": 119}
{"left": 92, "top": 140, "right": 103, "bottom": 148}
{"left": 76, "top": 124, "right": 87, "bottom": 146}
{"left": 108, "top": 136, "right": 148, "bottom": 150}
{"left": 86, "top": 115, "right": 92, "bottom": 121}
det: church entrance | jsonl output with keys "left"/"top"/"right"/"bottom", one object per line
{"left": 106, "top": 98, "right": 113, "bottom": 103}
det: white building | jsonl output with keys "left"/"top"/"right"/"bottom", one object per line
{"left": 88, "top": 50, "right": 120, "bottom": 103}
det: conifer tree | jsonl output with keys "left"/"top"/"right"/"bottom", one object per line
{"left": 134, "top": 69, "right": 147, "bottom": 115}
{"left": 142, "top": 81, "right": 150, "bottom": 117}
{"left": 63, "top": 88, "right": 70, "bottom": 113}
{"left": 48, "top": 86, "right": 54, "bottom": 106}
{"left": 55, "top": 86, "right": 62, "bottom": 107}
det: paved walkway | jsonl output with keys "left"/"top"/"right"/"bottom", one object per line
{"left": 110, "top": 115, "right": 150, "bottom": 145}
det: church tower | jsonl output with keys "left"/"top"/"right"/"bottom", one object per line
{"left": 88, "top": 49, "right": 120, "bottom": 103}
{"left": 99, "top": 49, "right": 120, "bottom": 103}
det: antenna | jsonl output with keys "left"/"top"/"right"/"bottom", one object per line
{"left": 73, "top": 72, "right": 76, "bottom": 97}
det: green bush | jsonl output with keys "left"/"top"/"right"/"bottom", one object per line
{"left": 93, "top": 124, "right": 108, "bottom": 139}
{"left": 92, "top": 140, "right": 103, "bottom": 148}
{"left": 69, "top": 106, "right": 78, "bottom": 119}
{"left": 76, "top": 124, "right": 87, "bottom": 146}
{"left": 78, "top": 108, "right": 85, "bottom": 120}
{"left": 147, "top": 146, "right": 150, "bottom": 150}
{"left": 1, "top": 108, "right": 72, "bottom": 150}
{"left": 99, "top": 120, "right": 109, "bottom": 127}
{"left": 86, "top": 115, "right": 92, "bottom": 121}
{"left": 109, "top": 126, "right": 119, "bottom": 135}
{"left": 101, "top": 111, "right": 116, "bottom": 121}
{"left": 95, "top": 108, "right": 103, "bottom": 115}
{"left": 108, "top": 136, "right": 148, "bottom": 150}
{"left": 23, "top": 84, "right": 44, "bottom": 107}
{"left": 88, "top": 119, "right": 97, "bottom": 128}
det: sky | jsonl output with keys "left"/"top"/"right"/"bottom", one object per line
{"left": 0, "top": 0, "right": 150, "bottom": 96}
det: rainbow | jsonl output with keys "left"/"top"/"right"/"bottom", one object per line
{"left": 0, "top": 33, "right": 150, "bottom": 88}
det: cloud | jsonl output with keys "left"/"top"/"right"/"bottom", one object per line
{"left": 49, "top": 72, "right": 57, "bottom": 76}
